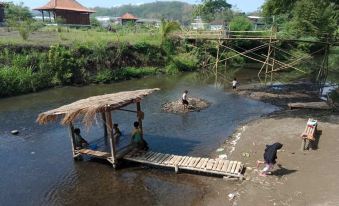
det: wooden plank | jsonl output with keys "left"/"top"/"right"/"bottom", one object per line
{"left": 189, "top": 157, "right": 198, "bottom": 167}
{"left": 143, "top": 151, "right": 154, "bottom": 160}
{"left": 234, "top": 162, "right": 242, "bottom": 174}
{"left": 145, "top": 152, "right": 157, "bottom": 161}
{"left": 230, "top": 161, "right": 238, "bottom": 173}
{"left": 227, "top": 161, "right": 235, "bottom": 173}
{"left": 221, "top": 160, "right": 230, "bottom": 172}
{"left": 164, "top": 155, "right": 175, "bottom": 164}
{"left": 206, "top": 159, "right": 215, "bottom": 170}
{"left": 200, "top": 158, "right": 209, "bottom": 169}
{"left": 184, "top": 157, "right": 193, "bottom": 167}
{"left": 158, "top": 154, "right": 170, "bottom": 164}
{"left": 192, "top": 158, "right": 202, "bottom": 167}
{"left": 149, "top": 153, "right": 161, "bottom": 162}
{"left": 195, "top": 158, "right": 205, "bottom": 168}
{"left": 196, "top": 158, "right": 207, "bottom": 169}
{"left": 154, "top": 153, "right": 166, "bottom": 163}
{"left": 169, "top": 155, "right": 179, "bottom": 165}
{"left": 216, "top": 160, "right": 224, "bottom": 171}
{"left": 212, "top": 159, "right": 220, "bottom": 170}
{"left": 162, "top": 154, "right": 174, "bottom": 164}
{"left": 178, "top": 156, "right": 188, "bottom": 166}
{"left": 183, "top": 156, "right": 192, "bottom": 166}
{"left": 78, "top": 149, "right": 110, "bottom": 157}
{"left": 173, "top": 156, "right": 183, "bottom": 165}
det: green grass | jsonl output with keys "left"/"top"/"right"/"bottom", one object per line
{"left": 0, "top": 27, "right": 162, "bottom": 46}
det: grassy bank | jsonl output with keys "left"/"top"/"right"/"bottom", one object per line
{"left": 0, "top": 27, "right": 161, "bottom": 46}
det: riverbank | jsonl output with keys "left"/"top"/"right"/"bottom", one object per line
{"left": 199, "top": 84, "right": 339, "bottom": 206}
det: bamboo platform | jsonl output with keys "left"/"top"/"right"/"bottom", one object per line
{"left": 288, "top": 102, "right": 332, "bottom": 110}
{"left": 123, "top": 150, "right": 244, "bottom": 179}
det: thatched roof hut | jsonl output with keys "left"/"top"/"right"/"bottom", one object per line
{"left": 37, "top": 88, "right": 159, "bottom": 126}
{"left": 36, "top": 88, "right": 160, "bottom": 168}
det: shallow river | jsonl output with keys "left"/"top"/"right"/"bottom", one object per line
{"left": 0, "top": 72, "right": 277, "bottom": 206}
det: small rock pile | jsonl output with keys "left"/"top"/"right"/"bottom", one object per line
{"left": 162, "top": 97, "right": 210, "bottom": 113}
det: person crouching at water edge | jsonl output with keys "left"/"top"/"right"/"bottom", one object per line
{"left": 182, "top": 90, "right": 189, "bottom": 110}
{"left": 131, "top": 121, "right": 149, "bottom": 151}
{"left": 256, "top": 142, "right": 283, "bottom": 177}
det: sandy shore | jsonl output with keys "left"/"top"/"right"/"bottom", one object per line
{"left": 199, "top": 85, "right": 339, "bottom": 206}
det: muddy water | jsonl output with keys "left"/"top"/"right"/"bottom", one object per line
{"left": 0, "top": 72, "right": 277, "bottom": 206}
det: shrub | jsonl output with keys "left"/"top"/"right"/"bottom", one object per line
{"left": 172, "top": 52, "right": 199, "bottom": 72}
{"left": 165, "top": 63, "right": 179, "bottom": 75}
{"left": 229, "top": 16, "right": 253, "bottom": 31}
{"left": 0, "top": 66, "right": 33, "bottom": 96}
{"left": 115, "top": 67, "right": 158, "bottom": 80}
{"left": 95, "top": 69, "right": 114, "bottom": 83}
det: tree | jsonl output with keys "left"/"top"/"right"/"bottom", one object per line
{"left": 194, "top": 0, "right": 232, "bottom": 22}
{"left": 229, "top": 16, "right": 252, "bottom": 31}
{"left": 159, "top": 20, "right": 181, "bottom": 45}
{"left": 262, "top": 0, "right": 338, "bottom": 38}
{"left": 5, "top": 2, "right": 32, "bottom": 22}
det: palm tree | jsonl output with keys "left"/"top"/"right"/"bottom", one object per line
{"left": 160, "top": 19, "right": 181, "bottom": 45}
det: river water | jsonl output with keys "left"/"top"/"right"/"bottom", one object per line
{"left": 0, "top": 72, "right": 277, "bottom": 206}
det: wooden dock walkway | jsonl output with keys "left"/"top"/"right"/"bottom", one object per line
{"left": 123, "top": 149, "right": 244, "bottom": 179}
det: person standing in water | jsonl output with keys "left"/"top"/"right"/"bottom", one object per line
{"left": 182, "top": 90, "right": 189, "bottom": 110}
{"left": 232, "top": 78, "right": 238, "bottom": 90}
{"left": 131, "top": 121, "right": 148, "bottom": 150}
{"left": 113, "top": 123, "right": 122, "bottom": 144}
{"left": 256, "top": 142, "right": 283, "bottom": 177}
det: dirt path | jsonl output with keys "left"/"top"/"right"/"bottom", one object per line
{"left": 217, "top": 112, "right": 339, "bottom": 206}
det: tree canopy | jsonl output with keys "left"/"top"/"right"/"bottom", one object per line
{"left": 5, "top": 2, "right": 32, "bottom": 22}
{"left": 262, "top": 0, "right": 338, "bottom": 38}
{"left": 92, "top": 1, "right": 194, "bottom": 25}
{"left": 194, "top": 0, "right": 232, "bottom": 22}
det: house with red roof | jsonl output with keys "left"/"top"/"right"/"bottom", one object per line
{"left": 118, "top": 13, "right": 138, "bottom": 25}
{"left": 34, "top": 0, "right": 95, "bottom": 25}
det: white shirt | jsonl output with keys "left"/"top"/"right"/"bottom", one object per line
{"left": 232, "top": 80, "right": 237, "bottom": 87}
{"left": 182, "top": 93, "right": 187, "bottom": 100}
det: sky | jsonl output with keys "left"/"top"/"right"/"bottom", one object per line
{"left": 6, "top": 0, "right": 265, "bottom": 13}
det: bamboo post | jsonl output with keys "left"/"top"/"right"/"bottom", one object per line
{"left": 105, "top": 111, "right": 117, "bottom": 168}
{"left": 136, "top": 100, "right": 143, "bottom": 139}
{"left": 41, "top": 11, "right": 44, "bottom": 22}
{"left": 271, "top": 46, "right": 276, "bottom": 83}
{"left": 68, "top": 122, "right": 77, "bottom": 158}
{"left": 101, "top": 112, "right": 108, "bottom": 143}
{"left": 265, "top": 27, "right": 273, "bottom": 84}
{"left": 48, "top": 11, "right": 51, "bottom": 23}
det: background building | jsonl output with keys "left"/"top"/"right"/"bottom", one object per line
{"left": 34, "top": 0, "right": 95, "bottom": 25}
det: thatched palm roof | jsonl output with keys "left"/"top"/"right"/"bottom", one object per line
{"left": 36, "top": 88, "right": 160, "bottom": 126}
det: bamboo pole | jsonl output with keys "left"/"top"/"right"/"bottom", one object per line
{"left": 101, "top": 112, "right": 107, "bottom": 140}
{"left": 221, "top": 44, "right": 274, "bottom": 66}
{"left": 136, "top": 100, "right": 143, "bottom": 139}
{"left": 105, "top": 111, "right": 116, "bottom": 168}
{"left": 68, "top": 122, "right": 77, "bottom": 158}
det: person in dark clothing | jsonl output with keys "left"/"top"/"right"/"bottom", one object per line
{"left": 256, "top": 142, "right": 283, "bottom": 176}
{"left": 73, "top": 128, "right": 89, "bottom": 149}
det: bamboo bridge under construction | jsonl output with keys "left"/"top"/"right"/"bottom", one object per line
{"left": 173, "top": 28, "right": 336, "bottom": 91}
